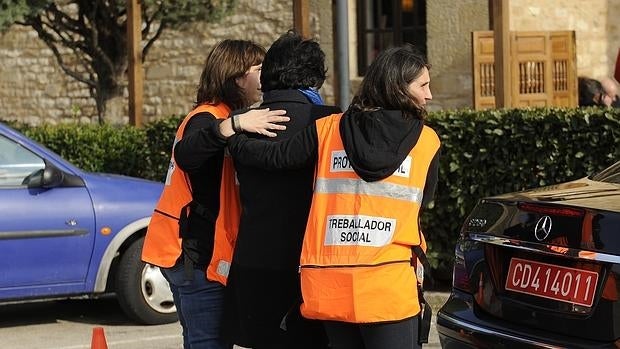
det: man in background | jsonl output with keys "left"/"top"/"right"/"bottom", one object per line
{"left": 601, "top": 77, "right": 620, "bottom": 108}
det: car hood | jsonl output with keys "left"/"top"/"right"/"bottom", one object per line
{"left": 491, "top": 177, "right": 620, "bottom": 213}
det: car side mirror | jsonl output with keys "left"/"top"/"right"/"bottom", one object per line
{"left": 41, "top": 161, "right": 64, "bottom": 188}
{"left": 23, "top": 160, "right": 64, "bottom": 188}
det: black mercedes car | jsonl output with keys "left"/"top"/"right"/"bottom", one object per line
{"left": 437, "top": 161, "right": 620, "bottom": 348}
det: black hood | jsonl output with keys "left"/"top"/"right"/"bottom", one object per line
{"left": 339, "top": 108, "right": 424, "bottom": 182}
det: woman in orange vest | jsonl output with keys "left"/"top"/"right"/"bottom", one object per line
{"left": 141, "top": 40, "right": 288, "bottom": 349}
{"left": 225, "top": 44, "right": 439, "bottom": 349}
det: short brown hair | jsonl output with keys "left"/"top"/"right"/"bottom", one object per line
{"left": 195, "top": 40, "right": 266, "bottom": 109}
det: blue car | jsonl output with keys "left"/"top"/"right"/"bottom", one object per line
{"left": 0, "top": 122, "right": 176, "bottom": 325}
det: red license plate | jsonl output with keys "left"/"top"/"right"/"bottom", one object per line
{"left": 505, "top": 257, "right": 599, "bottom": 307}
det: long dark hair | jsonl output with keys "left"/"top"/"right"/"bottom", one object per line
{"left": 195, "top": 40, "right": 266, "bottom": 109}
{"left": 349, "top": 44, "right": 430, "bottom": 119}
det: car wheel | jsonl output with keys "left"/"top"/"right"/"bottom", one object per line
{"left": 115, "top": 236, "right": 178, "bottom": 325}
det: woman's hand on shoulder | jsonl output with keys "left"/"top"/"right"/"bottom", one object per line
{"left": 238, "top": 108, "right": 289, "bottom": 137}
{"left": 218, "top": 108, "right": 289, "bottom": 138}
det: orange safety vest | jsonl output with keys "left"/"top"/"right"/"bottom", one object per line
{"left": 299, "top": 113, "right": 440, "bottom": 323}
{"left": 141, "top": 103, "right": 240, "bottom": 285}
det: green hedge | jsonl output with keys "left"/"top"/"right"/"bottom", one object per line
{"left": 20, "top": 123, "right": 151, "bottom": 179}
{"left": 141, "top": 116, "right": 183, "bottom": 181}
{"left": 7, "top": 107, "right": 620, "bottom": 279}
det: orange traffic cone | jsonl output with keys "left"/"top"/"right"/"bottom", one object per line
{"left": 90, "top": 327, "right": 108, "bottom": 349}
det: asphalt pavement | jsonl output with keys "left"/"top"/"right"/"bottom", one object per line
{"left": 0, "top": 292, "right": 450, "bottom": 348}
{"left": 424, "top": 291, "right": 450, "bottom": 349}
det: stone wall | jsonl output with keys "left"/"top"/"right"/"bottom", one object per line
{"left": 426, "top": 0, "right": 490, "bottom": 111}
{"left": 510, "top": 0, "right": 620, "bottom": 82}
{"left": 0, "top": 0, "right": 298, "bottom": 124}
{"left": 311, "top": 0, "right": 336, "bottom": 106}
{"left": 2, "top": 0, "right": 619, "bottom": 124}
{"left": 141, "top": 0, "right": 295, "bottom": 124}
{"left": 0, "top": 26, "right": 97, "bottom": 124}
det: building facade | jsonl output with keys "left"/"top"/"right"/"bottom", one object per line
{"left": 0, "top": 0, "right": 618, "bottom": 124}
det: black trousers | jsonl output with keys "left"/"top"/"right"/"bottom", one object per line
{"left": 324, "top": 316, "right": 421, "bottom": 349}
{"left": 222, "top": 262, "right": 329, "bottom": 349}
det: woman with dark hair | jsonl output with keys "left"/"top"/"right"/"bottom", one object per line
{"left": 142, "top": 39, "right": 288, "bottom": 349}
{"left": 226, "top": 44, "right": 439, "bottom": 349}
{"left": 221, "top": 30, "right": 340, "bottom": 349}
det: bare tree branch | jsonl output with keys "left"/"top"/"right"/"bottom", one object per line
{"left": 142, "top": 19, "right": 166, "bottom": 61}
{"left": 28, "top": 19, "right": 96, "bottom": 88}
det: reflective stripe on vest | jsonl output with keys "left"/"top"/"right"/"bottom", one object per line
{"left": 315, "top": 178, "right": 423, "bottom": 203}
{"left": 299, "top": 113, "right": 440, "bottom": 323}
{"left": 141, "top": 103, "right": 239, "bottom": 285}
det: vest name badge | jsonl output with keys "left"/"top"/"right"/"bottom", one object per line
{"left": 393, "top": 156, "right": 412, "bottom": 178}
{"left": 330, "top": 150, "right": 354, "bottom": 172}
{"left": 324, "top": 214, "right": 396, "bottom": 247}
{"left": 330, "top": 151, "right": 412, "bottom": 178}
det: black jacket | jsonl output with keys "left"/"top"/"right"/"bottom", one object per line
{"left": 231, "top": 89, "right": 341, "bottom": 270}
{"left": 229, "top": 107, "right": 440, "bottom": 214}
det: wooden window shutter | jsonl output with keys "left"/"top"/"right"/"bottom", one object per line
{"left": 472, "top": 30, "right": 577, "bottom": 110}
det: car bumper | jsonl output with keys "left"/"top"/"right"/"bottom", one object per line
{"left": 437, "top": 289, "right": 616, "bottom": 349}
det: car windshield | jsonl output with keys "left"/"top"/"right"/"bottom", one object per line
{"left": 591, "top": 161, "right": 620, "bottom": 184}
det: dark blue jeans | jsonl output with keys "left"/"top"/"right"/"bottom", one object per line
{"left": 162, "top": 263, "right": 226, "bottom": 349}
